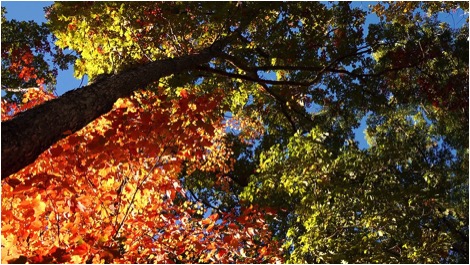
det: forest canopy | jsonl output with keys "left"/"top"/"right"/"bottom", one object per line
{"left": 1, "top": 1, "right": 468, "bottom": 263}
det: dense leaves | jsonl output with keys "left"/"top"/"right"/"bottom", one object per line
{"left": 2, "top": 87, "right": 282, "bottom": 263}
{"left": 1, "top": 1, "right": 468, "bottom": 264}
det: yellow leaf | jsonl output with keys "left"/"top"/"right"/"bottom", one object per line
{"left": 98, "top": 168, "right": 109, "bottom": 177}
{"left": 98, "top": 234, "right": 109, "bottom": 245}
{"left": 271, "top": 58, "right": 277, "bottom": 66}
{"left": 240, "top": 248, "right": 246, "bottom": 257}
{"left": 70, "top": 255, "right": 84, "bottom": 263}
{"left": 247, "top": 227, "right": 255, "bottom": 236}
{"left": 32, "top": 195, "right": 46, "bottom": 217}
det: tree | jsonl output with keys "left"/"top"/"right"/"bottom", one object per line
{"left": 1, "top": 1, "right": 468, "bottom": 263}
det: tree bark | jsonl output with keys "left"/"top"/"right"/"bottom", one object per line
{"left": 1, "top": 45, "right": 223, "bottom": 179}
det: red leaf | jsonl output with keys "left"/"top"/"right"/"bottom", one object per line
{"left": 72, "top": 243, "right": 89, "bottom": 256}
{"left": 104, "top": 129, "right": 115, "bottom": 139}
{"left": 88, "top": 135, "right": 106, "bottom": 151}
{"left": 140, "top": 112, "right": 152, "bottom": 124}
{"left": 217, "top": 249, "right": 227, "bottom": 259}
{"left": 223, "top": 235, "right": 232, "bottom": 244}
{"left": 176, "top": 245, "right": 185, "bottom": 255}
{"left": 50, "top": 145, "right": 63, "bottom": 156}
{"left": 67, "top": 135, "right": 81, "bottom": 145}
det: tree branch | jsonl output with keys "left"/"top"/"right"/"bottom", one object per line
{"left": 1, "top": 37, "right": 236, "bottom": 179}
{"left": 2, "top": 86, "right": 40, "bottom": 93}
{"left": 197, "top": 66, "right": 315, "bottom": 87}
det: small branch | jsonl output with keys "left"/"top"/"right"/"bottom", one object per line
{"left": 2, "top": 87, "right": 40, "bottom": 93}
{"left": 188, "top": 188, "right": 223, "bottom": 212}
{"left": 113, "top": 145, "right": 168, "bottom": 239}
{"left": 258, "top": 82, "right": 298, "bottom": 132}
{"left": 234, "top": 30, "right": 271, "bottom": 58}
{"left": 197, "top": 66, "right": 315, "bottom": 87}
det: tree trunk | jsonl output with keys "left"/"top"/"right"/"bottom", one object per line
{"left": 1, "top": 47, "right": 220, "bottom": 179}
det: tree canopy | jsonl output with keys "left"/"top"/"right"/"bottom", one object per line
{"left": 1, "top": 1, "right": 468, "bottom": 263}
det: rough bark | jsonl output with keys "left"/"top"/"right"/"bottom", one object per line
{"left": 1, "top": 45, "right": 223, "bottom": 179}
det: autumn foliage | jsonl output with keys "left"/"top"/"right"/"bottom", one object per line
{"left": 1, "top": 1, "right": 468, "bottom": 264}
{"left": 2, "top": 86, "right": 283, "bottom": 263}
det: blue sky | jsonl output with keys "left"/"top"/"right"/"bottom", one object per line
{"left": 2, "top": 1, "right": 49, "bottom": 23}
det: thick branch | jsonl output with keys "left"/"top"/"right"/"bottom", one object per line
{"left": 2, "top": 4, "right": 265, "bottom": 179}
{"left": 1, "top": 41, "right": 233, "bottom": 179}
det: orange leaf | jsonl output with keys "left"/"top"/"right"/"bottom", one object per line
{"left": 202, "top": 218, "right": 212, "bottom": 225}
{"left": 260, "top": 246, "right": 268, "bottom": 256}
{"left": 30, "top": 219, "right": 42, "bottom": 230}
{"left": 180, "top": 89, "right": 188, "bottom": 99}
{"left": 206, "top": 223, "right": 215, "bottom": 232}
{"left": 23, "top": 208, "right": 35, "bottom": 218}
{"left": 72, "top": 243, "right": 89, "bottom": 256}
{"left": 208, "top": 213, "right": 219, "bottom": 222}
